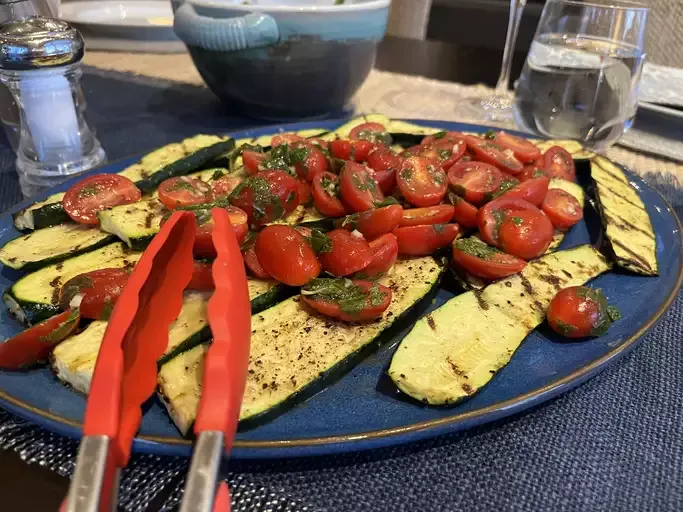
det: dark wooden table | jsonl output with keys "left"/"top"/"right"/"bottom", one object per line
{"left": 0, "top": 36, "right": 524, "bottom": 511}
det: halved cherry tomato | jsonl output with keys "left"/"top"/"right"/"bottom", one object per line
{"left": 242, "top": 235, "right": 271, "bottom": 279}
{"left": 349, "top": 122, "right": 388, "bottom": 144}
{"left": 158, "top": 176, "right": 213, "bottom": 210}
{"left": 271, "top": 133, "right": 304, "bottom": 147}
{"left": 354, "top": 233, "right": 398, "bottom": 278}
{"left": 63, "top": 174, "right": 142, "bottom": 225}
{"left": 336, "top": 204, "right": 403, "bottom": 240}
{"left": 308, "top": 138, "right": 330, "bottom": 153}
{"left": 329, "top": 139, "right": 375, "bottom": 162}
{"left": 393, "top": 223, "right": 460, "bottom": 256}
{"left": 243, "top": 150, "right": 267, "bottom": 175}
{"left": 297, "top": 179, "right": 313, "bottom": 206}
{"left": 397, "top": 156, "right": 448, "bottom": 207}
{"left": 543, "top": 146, "right": 576, "bottom": 181}
{"left": 421, "top": 131, "right": 464, "bottom": 146}
{"left": 59, "top": 268, "right": 131, "bottom": 320}
{"left": 187, "top": 261, "right": 214, "bottom": 290}
{"left": 498, "top": 208, "right": 554, "bottom": 260}
{"left": 447, "top": 160, "right": 504, "bottom": 205}
{"left": 403, "top": 140, "right": 466, "bottom": 171}
{"left": 312, "top": 171, "right": 346, "bottom": 217}
{"left": 447, "top": 193, "right": 479, "bottom": 229}
{"left": 519, "top": 165, "right": 549, "bottom": 182}
{"left": 255, "top": 225, "right": 320, "bottom": 285}
{"left": 494, "top": 132, "right": 542, "bottom": 163}
{"left": 541, "top": 188, "right": 583, "bottom": 230}
{"left": 318, "top": 229, "right": 373, "bottom": 276}
{"left": 452, "top": 238, "right": 527, "bottom": 280}
{"left": 339, "top": 161, "right": 384, "bottom": 212}
{"left": 230, "top": 171, "right": 299, "bottom": 228}
{"left": 292, "top": 142, "right": 328, "bottom": 181}
{"left": 477, "top": 197, "right": 542, "bottom": 246}
{"left": 400, "top": 204, "right": 454, "bottom": 227}
{"left": 301, "top": 279, "right": 392, "bottom": 322}
{"left": 547, "top": 286, "right": 621, "bottom": 338}
{"left": 500, "top": 175, "right": 550, "bottom": 207}
{"left": 211, "top": 175, "right": 243, "bottom": 198}
{"left": 0, "top": 309, "right": 80, "bottom": 369}
{"left": 366, "top": 146, "right": 400, "bottom": 194}
{"left": 464, "top": 135, "right": 524, "bottom": 175}
{"left": 164, "top": 206, "right": 248, "bottom": 258}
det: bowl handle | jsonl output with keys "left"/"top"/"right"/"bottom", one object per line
{"left": 173, "top": 2, "right": 279, "bottom": 51}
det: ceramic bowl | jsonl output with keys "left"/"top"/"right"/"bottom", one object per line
{"left": 172, "top": 0, "right": 390, "bottom": 119}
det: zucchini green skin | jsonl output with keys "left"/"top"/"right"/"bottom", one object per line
{"left": 13, "top": 201, "right": 71, "bottom": 231}
{"left": 156, "top": 283, "right": 293, "bottom": 367}
{"left": 134, "top": 139, "right": 235, "bottom": 193}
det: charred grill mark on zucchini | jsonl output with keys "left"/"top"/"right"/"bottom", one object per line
{"left": 590, "top": 158, "right": 657, "bottom": 276}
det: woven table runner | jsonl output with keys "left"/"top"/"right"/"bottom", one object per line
{"left": 0, "top": 53, "right": 680, "bottom": 511}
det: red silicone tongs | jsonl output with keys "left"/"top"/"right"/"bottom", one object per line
{"left": 62, "top": 211, "right": 197, "bottom": 512}
{"left": 178, "top": 208, "right": 251, "bottom": 512}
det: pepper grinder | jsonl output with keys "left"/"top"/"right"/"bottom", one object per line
{"left": 0, "top": 16, "right": 106, "bottom": 197}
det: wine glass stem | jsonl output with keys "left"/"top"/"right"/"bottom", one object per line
{"left": 495, "top": 0, "right": 527, "bottom": 96}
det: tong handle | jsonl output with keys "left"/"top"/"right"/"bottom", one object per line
{"left": 194, "top": 208, "right": 251, "bottom": 450}
{"left": 83, "top": 211, "right": 196, "bottom": 465}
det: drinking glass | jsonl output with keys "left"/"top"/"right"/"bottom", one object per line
{"left": 514, "top": 0, "right": 648, "bottom": 151}
{"left": 464, "top": 0, "right": 527, "bottom": 124}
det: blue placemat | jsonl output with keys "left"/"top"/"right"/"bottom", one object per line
{"left": 0, "top": 67, "right": 681, "bottom": 511}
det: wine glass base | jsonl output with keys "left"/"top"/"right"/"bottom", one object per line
{"left": 463, "top": 95, "right": 516, "bottom": 126}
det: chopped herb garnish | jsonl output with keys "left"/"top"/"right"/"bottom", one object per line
{"left": 432, "top": 223, "right": 446, "bottom": 234}
{"left": 211, "top": 170, "right": 225, "bottom": 181}
{"left": 437, "top": 148, "right": 452, "bottom": 159}
{"left": 484, "top": 130, "right": 497, "bottom": 140}
{"left": 374, "top": 197, "right": 400, "bottom": 208}
{"left": 455, "top": 238, "right": 501, "bottom": 260}
{"left": 400, "top": 168, "right": 413, "bottom": 181}
{"left": 168, "top": 179, "right": 199, "bottom": 193}
{"left": 79, "top": 186, "right": 99, "bottom": 197}
{"left": 306, "top": 229, "right": 332, "bottom": 254}
{"left": 433, "top": 131, "right": 447, "bottom": 140}
{"left": 554, "top": 320, "right": 576, "bottom": 337}
{"left": 302, "top": 278, "right": 368, "bottom": 315}
{"left": 509, "top": 216, "right": 524, "bottom": 226}
{"left": 355, "top": 130, "right": 392, "bottom": 146}
{"left": 321, "top": 175, "right": 339, "bottom": 197}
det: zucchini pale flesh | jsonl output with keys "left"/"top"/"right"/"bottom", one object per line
{"left": 157, "top": 256, "right": 445, "bottom": 435}
{"left": 51, "top": 281, "right": 289, "bottom": 394}
{"left": 13, "top": 135, "right": 233, "bottom": 231}
{"left": 3, "top": 242, "right": 141, "bottom": 325}
{"left": 591, "top": 157, "right": 658, "bottom": 276}
{"left": 389, "top": 245, "right": 611, "bottom": 405}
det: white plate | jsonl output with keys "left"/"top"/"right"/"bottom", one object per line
{"left": 60, "top": 1, "right": 174, "bottom": 29}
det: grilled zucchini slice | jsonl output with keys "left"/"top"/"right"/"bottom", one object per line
{"left": 12, "top": 193, "right": 68, "bottom": 231}
{"left": 590, "top": 157, "right": 657, "bottom": 276}
{"left": 389, "top": 245, "right": 611, "bottom": 405}
{"left": 0, "top": 223, "right": 115, "bottom": 271}
{"left": 51, "top": 281, "right": 290, "bottom": 394}
{"left": 13, "top": 135, "right": 233, "bottom": 231}
{"left": 3, "top": 242, "right": 141, "bottom": 325}
{"left": 158, "top": 256, "right": 445, "bottom": 434}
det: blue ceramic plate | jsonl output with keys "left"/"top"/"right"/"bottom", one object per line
{"left": 0, "top": 120, "right": 680, "bottom": 459}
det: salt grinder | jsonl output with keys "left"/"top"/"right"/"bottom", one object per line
{"left": 0, "top": 16, "right": 106, "bottom": 197}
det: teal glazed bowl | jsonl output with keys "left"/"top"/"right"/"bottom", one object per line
{"left": 173, "top": 0, "right": 390, "bottom": 119}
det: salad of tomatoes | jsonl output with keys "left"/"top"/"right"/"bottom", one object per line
{"left": 47, "top": 126, "right": 587, "bottom": 330}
